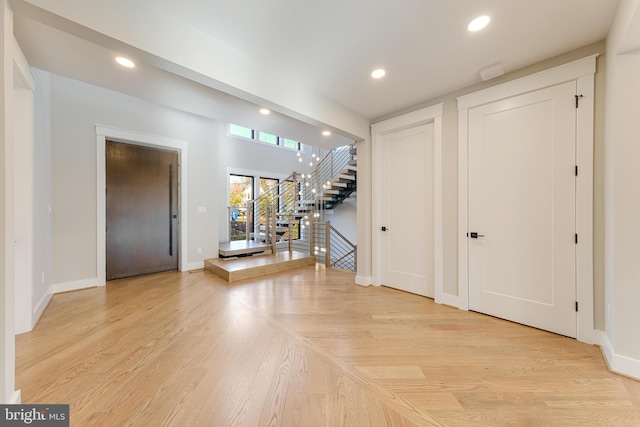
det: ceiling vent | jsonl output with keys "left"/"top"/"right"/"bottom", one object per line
{"left": 480, "top": 62, "right": 504, "bottom": 81}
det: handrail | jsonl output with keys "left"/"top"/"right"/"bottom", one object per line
{"left": 232, "top": 171, "right": 312, "bottom": 256}
{"left": 312, "top": 221, "right": 357, "bottom": 272}
{"left": 328, "top": 222, "right": 356, "bottom": 250}
{"left": 226, "top": 144, "right": 356, "bottom": 268}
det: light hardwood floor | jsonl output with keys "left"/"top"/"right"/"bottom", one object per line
{"left": 16, "top": 266, "right": 640, "bottom": 426}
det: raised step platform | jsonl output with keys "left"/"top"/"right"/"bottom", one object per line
{"left": 206, "top": 251, "right": 316, "bottom": 282}
{"left": 218, "top": 240, "right": 271, "bottom": 258}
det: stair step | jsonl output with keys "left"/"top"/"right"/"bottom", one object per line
{"left": 337, "top": 174, "right": 356, "bottom": 181}
{"left": 218, "top": 240, "right": 271, "bottom": 258}
{"left": 349, "top": 148, "right": 357, "bottom": 155}
{"left": 322, "top": 189, "right": 340, "bottom": 195}
{"left": 348, "top": 159, "right": 357, "bottom": 166}
{"left": 330, "top": 180, "right": 348, "bottom": 188}
{"left": 206, "top": 251, "right": 316, "bottom": 282}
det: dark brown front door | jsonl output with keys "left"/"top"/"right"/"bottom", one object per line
{"left": 106, "top": 141, "right": 179, "bottom": 280}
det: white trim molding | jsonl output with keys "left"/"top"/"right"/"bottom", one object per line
{"left": 12, "top": 37, "right": 35, "bottom": 91}
{"left": 457, "top": 55, "right": 597, "bottom": 344}
{"left": 601, "top": 333, "right": 640, "bottom": 381}
{"left": 355, "top": 275, "right": 373, "bottom": 287}
{"left": 52, "top": 277, "right": 101, "bottom": 294}
{"left": 31, "top": 289, "right": 53, "bottom": 330}
{"left": 186, "top": 261, "right": 205, "bottom": 271}
{"left": 371, "top": 103, "right": 444, "bottom": 301}
{"left": 96, "top": 125, "right": 189, "bottom": 283}
{"left": 457, "top": 55, "right": 598, "bottom": 110}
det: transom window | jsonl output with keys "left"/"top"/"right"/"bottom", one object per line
{"left": 228, "top": 123, "right": 301, "bottom": 151}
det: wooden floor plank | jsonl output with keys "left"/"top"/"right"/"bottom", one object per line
{"left": 15, "top": 266, "right": 640, "bottom": 426}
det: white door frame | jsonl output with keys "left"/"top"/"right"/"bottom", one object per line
{"left": 371, "top": 103, "right": 444, "bottom": 301}
{"left": 457, "top": 55, "right": 597, "bottom": 344}
{"left": 96, "top": 125, "right": 189, "bottom": 285}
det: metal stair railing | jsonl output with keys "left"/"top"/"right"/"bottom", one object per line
{"left": 306, "top": 144, "right": 355, "bottom": 220}
{"left": 229, "top": 144, "right": 356, "bottom": 267}
{"left": 243, "top": 172, "right": 317, "bottom": 255}
{"left": 311, "top": 221, "right": 357, "bottom": 272}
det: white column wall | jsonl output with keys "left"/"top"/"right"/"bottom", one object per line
{"left": 356, "top": 137, "right": 372, "bottom": 285}
{"left": 31, "top": 68, "right": 52, "bottom": 324}
{"left": 603, "top": 0, "right": 640, "bottom": 378}
{"left": 0, "top": 0, "right": 18, "bottom": 403}
{"left": 13, "top": 83, "right": 33, "bottom": 335}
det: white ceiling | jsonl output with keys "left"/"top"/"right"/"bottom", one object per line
{"left": 12, "top": 0, "right": 618, "bottom": 148}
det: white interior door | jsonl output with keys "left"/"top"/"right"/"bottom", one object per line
{"left": 380, "top": 124, "right": 434, "bottom": 297}
{"left": 468, "top": 81, "right": 577, "bottom": 337}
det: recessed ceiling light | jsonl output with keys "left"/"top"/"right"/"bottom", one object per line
{"left": 115, "top": 56, "right": 135, "bottom": 68}
{"left": 322, "top": 130, "right": 331, "bottom": 136}
{"left": 259, "top": 108, "right": 271, "bottom": 115}
{"left": 468, "top": 15, "right": 490, "bottom": 32}
{"left": 371, "top": 69, "right": 386, "bottom": 79}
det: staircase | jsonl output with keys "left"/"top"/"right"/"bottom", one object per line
{"left": 209, "top": 143, "right": 357, "bottom": 282}
{"left": 312, "top": 145, "right": 357, "bottom": 211}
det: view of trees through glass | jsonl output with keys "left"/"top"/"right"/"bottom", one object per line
{"left": 229, "top": 175, "right": 253, "bottom": 240}
{"left": 228, "top": 175, "right": 301, "bottom": 242}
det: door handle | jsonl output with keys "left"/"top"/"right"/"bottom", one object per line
{"left": 469, "top": 232, "right": 484, "bottom": 238}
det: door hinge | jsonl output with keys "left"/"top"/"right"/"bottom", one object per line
{"left": 575, "top": 165, "right": 578, "bottom": 176}
{"left": 575, "top": 94, "right": 583, "bottom": 108}
{"left": 575, "top": 301, "right": 579, "bottom": 312}
{"left": 575, "top": 233, "right": 578, "bottom": 244}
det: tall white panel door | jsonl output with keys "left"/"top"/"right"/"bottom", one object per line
{"left": 468, "top": 81, "right": 577, "bottom": 337}
{"left": 380, "top": 124, "right": 434, "bottom": 297}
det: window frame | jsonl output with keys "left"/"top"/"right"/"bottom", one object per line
{"left": 227, "top": 123, "right": 302, "bottom": 152}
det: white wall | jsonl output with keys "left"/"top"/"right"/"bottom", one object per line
{"left": 603, "top": 0, "right": 640, "bottom": 378}
{"left": 216, "top": 126, "right": 330, "bottom": 243}
{"left": 49, "top": 72, "right": 218, "bottom": 285}
{"left": 327, "top": 193, "right": 357, "bottom": 244}
{"left": 47, "top": 71, "right": 331, "bottom": 284}
{"left": 31, "top": 68, "right": 51, "bottom": 321}
{"left": 1, "top": 0, "right": 18, "bottom": 404}
{"left": 13, "top": 77, "right": 33, "bottom": 335}
{"left": 372, "top": 41, "right": 607, "bottom": 327}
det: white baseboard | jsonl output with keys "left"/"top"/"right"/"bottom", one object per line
{"left": 32, "top": 287, "right": 53, "bottom": 328}
{"left": 52, "top": 277, "right": 103, "bottom": 294}
{"left": 184, "top": 261, "right": 205, "bottom": 271}
{"left": 10, "top": 390, "right": 21, "bottom": 404}
{"left": 577, "top": 326, "right": 601, "bottom": 346}
{"left": 600, "top": 332, "right": 640, "bottom": 381}
{"left": 355, "top": 275, "right": 372, "bottom": 287}
{"left": 435, "top": 293, "right": 462, "bottom": 309}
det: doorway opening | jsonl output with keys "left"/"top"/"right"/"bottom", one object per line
{"left": 96, "top": 125, "right": 189, "bottom": 284}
